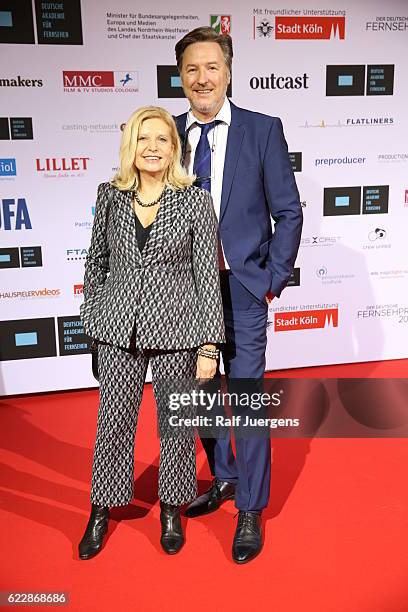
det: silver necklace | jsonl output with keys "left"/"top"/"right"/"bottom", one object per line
{"left": 133, "top": 188, "right": 164, "bottom": 208}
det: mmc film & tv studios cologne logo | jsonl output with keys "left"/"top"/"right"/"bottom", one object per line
{"left": 253, "top": 9, "right": 345, "bottom": 39}
{"left": 63, "top": 71, "right": 138, "bottom": 92}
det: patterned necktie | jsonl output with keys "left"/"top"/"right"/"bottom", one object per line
{"left": 192, "top": 120, "right": 227, "bottom": 270}
{"left": 193, "top": 121, "right": 218, "bottom": 192}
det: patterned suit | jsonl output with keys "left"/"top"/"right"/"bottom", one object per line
{"left": 81, "top": 182, "right": 225, "bottom": 506}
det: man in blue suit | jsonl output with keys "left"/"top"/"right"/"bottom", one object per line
{"left": 175, "top": 27, "right": 302, "bottom": 563}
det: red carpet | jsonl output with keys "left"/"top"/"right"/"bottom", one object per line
{"left": 1, "top": 359, "right": 408, "bottom": 611}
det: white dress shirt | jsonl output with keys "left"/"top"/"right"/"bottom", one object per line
{"left": 184, "top": 98, "right": 231, "bottom": 269}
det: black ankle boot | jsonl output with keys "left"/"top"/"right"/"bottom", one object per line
{"left": 78, "top": 504, "right": 110, "bottom": 560}
{"left": 160, "top": 501, "right": 184, "bottom": 555}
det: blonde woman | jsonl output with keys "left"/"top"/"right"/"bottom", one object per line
{"left": 78, "top": 106, "right": 225, "bottom": 558}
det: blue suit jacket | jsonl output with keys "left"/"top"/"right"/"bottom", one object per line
{"left": 176, "top": 101, "right": 303, "bottom": 300}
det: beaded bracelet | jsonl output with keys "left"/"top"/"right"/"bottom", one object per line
{"left": 197, "top": 346, "right": 220, "bottom": 360}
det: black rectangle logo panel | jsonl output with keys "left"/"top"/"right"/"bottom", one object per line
{"left": 20, "top": 246, "right": 42, "bottom": 267}
{"left": 326, "top": 65, "right": 366, "bottom": 96}
{"left": 0, "top": 117, "right": 10, "bottom": 140}
{"left": 366, "top": 65, "right": 394, "bottom": 96}
{"left": 287, "top": 267, "right": 300, "bottom": 287}
{"left": 34, "top": 0, "right": 83, "bottom": 45}
{"left": 289, "top": 152, "right": 302, "bottom": 172}
{"left": 362, "top": 185, "right": 389, "bottom": 214}
{"left": 0, "top": 0, "right": 35, "bottom": 44}
{"left": 0, "top": 247, "right": 19, "bottom": 268}
{"left": 0, "top": 318, "right": 57, "bottom": 361}
{"left": 57, "top": 315, "right": 91, "bottom": 356}
{"left": 323, "top": 187, "right": 361, "bottom": 216}
{"left": 10, "top": 117, "right": 33, "bottom": 140}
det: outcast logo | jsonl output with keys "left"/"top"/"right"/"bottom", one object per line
{"left": 250, "top": 73, "right": 309, "bottom": 90}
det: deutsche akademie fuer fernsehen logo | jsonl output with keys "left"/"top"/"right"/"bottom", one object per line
{"left": 0, "top": 118, "right": 33, "bottom": 140}
{"left": 57, "top": 315, "right": 91, "bottom": 356}
{"left": 0, "top": 246, "right": 42, "bottom": 269}
{"left": 63, "top": 71, "right": 138, "bottom": 92}
{"left": 0, "top": 0, "right": 83, "bottom": 45}
{"left": 253, "top": 13, "right": 345, "bottom": 39}
{"left": 326, "top": 65, "right": 394, "bottom": 96}
{"left": 210, "top": 15, "right": 231, "bottom": 35}
{"left": 289, "top": 152, "right": 302, "bottom": 172}
{"left": 323, "top": 186, "right": 389, "bottom": 216}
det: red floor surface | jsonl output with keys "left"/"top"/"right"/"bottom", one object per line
{"left": 1, "top": 359, "right": 408, "bottom": 611}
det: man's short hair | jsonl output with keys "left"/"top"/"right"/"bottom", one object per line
{"left": 175, "top": 27, "right": 233, "bottom": 74}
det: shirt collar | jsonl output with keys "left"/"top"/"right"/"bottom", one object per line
{"left": 185, "top": 97, "right": 231, "bottom": 130}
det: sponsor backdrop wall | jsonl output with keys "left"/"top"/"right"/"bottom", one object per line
{"left": 1, "top": 0, "right": 408, "bottom": 394}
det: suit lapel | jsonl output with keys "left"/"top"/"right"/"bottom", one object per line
{"left": 115, "top": 189, "right": 142, "bottom": 266}
{"left": 220, "top": 103, "right": 244, "bottom": 221}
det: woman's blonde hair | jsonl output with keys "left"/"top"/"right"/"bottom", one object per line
{"left": 112, "top": 106, "right": 194, "bottom": 191}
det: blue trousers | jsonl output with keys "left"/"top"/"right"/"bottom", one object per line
{"left": 201, "top": 272, "right": 271, "bottom": 512}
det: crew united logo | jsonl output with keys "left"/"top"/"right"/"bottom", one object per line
{"left": 63, "top": 71, "right": 138, "bottom": 93}
{"left": 274, "top": 308, "right": 339, "bottom": 331}
{"left": 210, "top": 15, "right": 231, "bottom": 35}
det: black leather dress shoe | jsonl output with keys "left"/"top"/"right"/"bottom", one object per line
{"left": 232, "top": 511, "right": 262, "bottom": 564}
{"left": 160, "top": 502, "right": 184, "bottom": 554}
{"left": 78, "top": 504, "right": 110, "bottom": 560}
{"left": 185, "top": 478, "right": 236, "bottom": 518}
